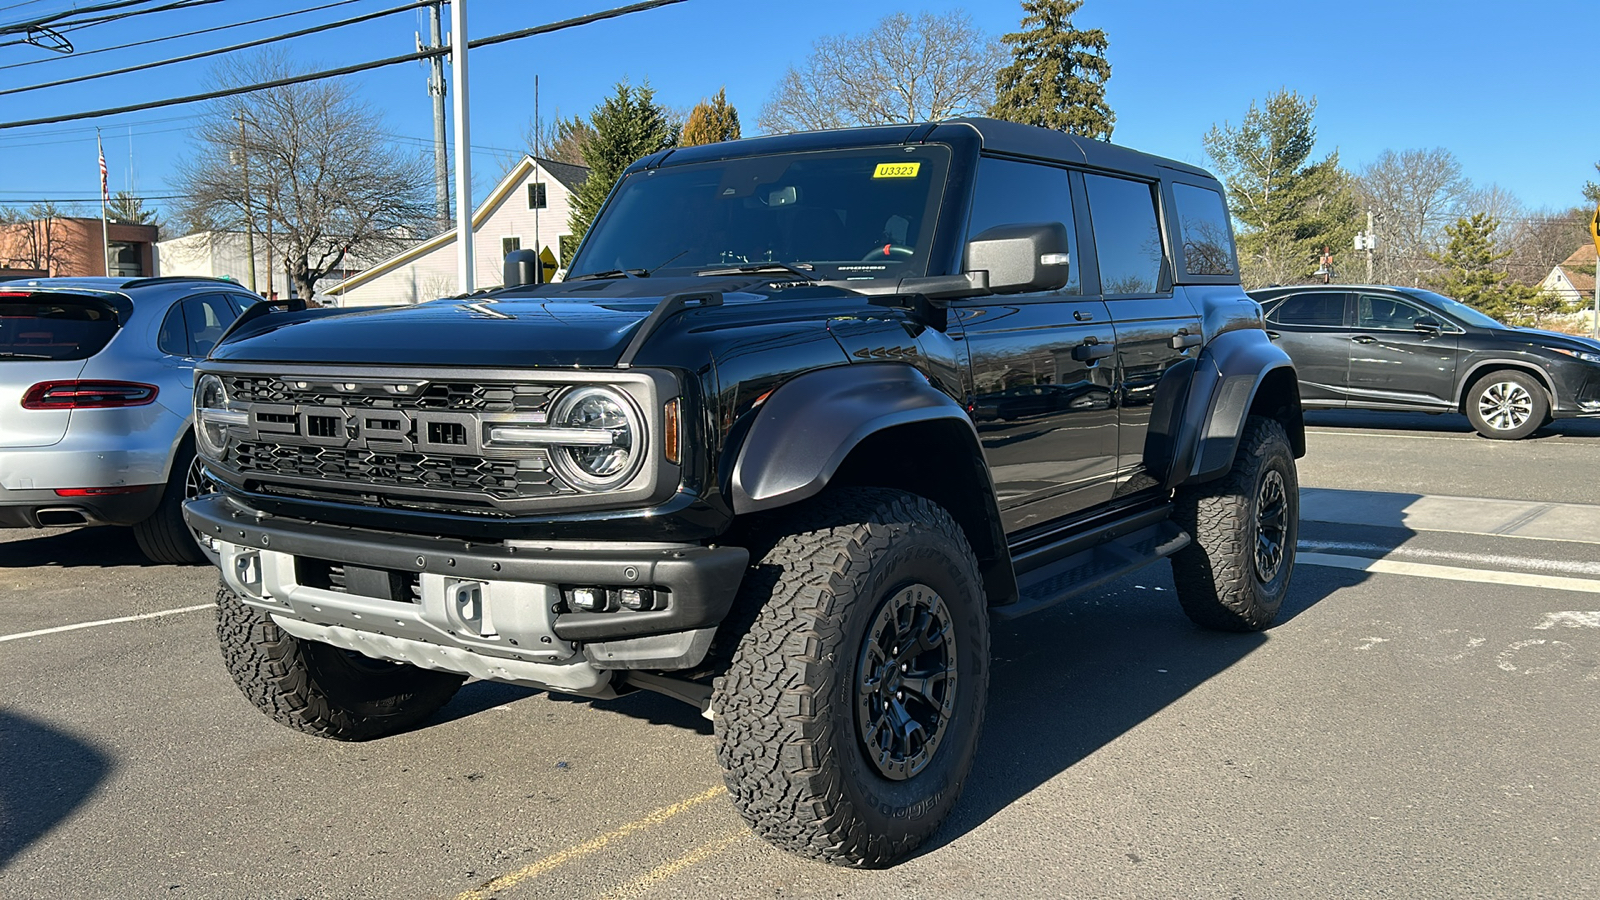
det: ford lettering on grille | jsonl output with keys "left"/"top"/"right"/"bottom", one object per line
{"left": 248, "top": 405, "right": 485, "bottom": 455}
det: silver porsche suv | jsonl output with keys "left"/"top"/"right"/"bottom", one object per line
{"left": 0, "top": 276, "right": 265, "bottom": 563}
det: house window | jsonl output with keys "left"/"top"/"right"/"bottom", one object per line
{"left": 528, "top": 183, "right": 547, "bottom": 209}
{"left": 502, "top": 236, "right": 521, "bottom": 257}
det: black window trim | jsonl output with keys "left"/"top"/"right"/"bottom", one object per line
{"left": 953, "top": 153, "right": 1089, "bottom": 305}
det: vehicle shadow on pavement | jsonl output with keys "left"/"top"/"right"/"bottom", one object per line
{"left": 429, "top": 678, "right": 714, "bottom": 735}
{"left": 922, "top": 557, "right": 1371, "bottom": 855}
{"left": 1306, "top": 409, "right": 1600, "bottom": 439}
{"left": 0, "top": 710, "right": 113, "bottom": 870}
{"left": 0, "top": 526, "right": 158, "bottom": 569}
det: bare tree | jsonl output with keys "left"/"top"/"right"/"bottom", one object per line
{"left": 759, "top": 10, "right": 1005, "bottom": 134}
{"left": 0, "top": 202, "right": 76, "bottom": 275}
{"left": 522, "top": 111, "right": 595, "bottom": 166}
{"left": 1504, "top": 206, "right": 1591, "bottom": 287}
{"left": 1354, "top": 148, "right": 1476, "bottom": 287}
{"left": 172, "top": 51, "right": 432, "bottom": 300}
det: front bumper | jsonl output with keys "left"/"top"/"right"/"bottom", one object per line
{"left": 183, "top": 494, "right": 749, "bottom": 694}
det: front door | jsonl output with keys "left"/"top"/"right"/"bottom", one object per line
{"left": 957, "top": 156, "right": 1120, "bottom": 534}
{"left": 1346, "top": 292, "right": 1460, "bottom": 409}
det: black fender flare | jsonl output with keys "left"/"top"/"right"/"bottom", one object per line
{"left": 1167, "top": 329, "right": 1304, "bottom": 489}
{"left": 732, "top": 364, "right": 978, "bottom": 512}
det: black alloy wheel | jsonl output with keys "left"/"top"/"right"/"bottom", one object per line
{"left": 1254, "top": 468, "right": 1289, "bottom": 583}
{"left": 855, "top": 583, "right": 959, "bottom": 781}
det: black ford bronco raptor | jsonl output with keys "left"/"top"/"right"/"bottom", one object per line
{"left": 185, "top": 118, "right": 1304, "bottom": 867}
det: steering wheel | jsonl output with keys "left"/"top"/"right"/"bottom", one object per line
{"left": 861, "top": 244, "right": 916, "bottom": 261}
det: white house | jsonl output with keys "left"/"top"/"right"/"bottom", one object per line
{"left": 327, "top": 156, "right": 588, "bottom": 307}
{"left": 154, "top": 230, "right": 370, "bottom": 305}
{"left": 1538, "top": 244, "right": 1597, "bottom": 306}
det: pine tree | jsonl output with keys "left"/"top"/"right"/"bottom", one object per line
{"left": 567, "top": 81, "right": 677, "bottom": 249}
{"left": 1428, "top": 213, "right": 1547, "bottom": 322}
{"left": 989, "top": 0, "right": 1113, "bottom": 140}
{"left": 680, "top": 87, "right": 742, "bottom": 147}
{"left": 107, "top": 191, "right": 159, "bottom": 227}
{"left": 1584, "top": 160, "right": 1599, "bottom": 205}
{"left": 1203, "top": 89, "right": 1359, "bottom": 287}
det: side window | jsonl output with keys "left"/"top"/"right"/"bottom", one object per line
{"left": 157, "top": 304, "right": 188, "bottom": 356}
{"left": 1172, "top": 183, "right": 1236, "bottom": 277}
{"left": 1083, "top": 173, "right": 1165, "bottom": 295}
{"left": 1266, "top": 293, "right": 1347, "bottom": 327}
{"left": 1358, "top": 295, "right": 1428, "bottom": 330}
{"left": 178, "top": 294, "right": 242, "bottom": 357}
{"left": 965, "top": 157, "right": 1080, "bottom": 294}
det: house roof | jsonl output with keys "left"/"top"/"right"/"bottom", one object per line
{"left": 1559, "top": 243, "right": 1596, "bottom": 294}
{"left": 327, "top": 155, "right": 588, "bottom": 296}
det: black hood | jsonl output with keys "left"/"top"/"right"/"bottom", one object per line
{"left": 1512, "top": 328, "right": 1600, "bottom": 354}
{"left": 209, "top": 276, "right": 874, "bottom": 368}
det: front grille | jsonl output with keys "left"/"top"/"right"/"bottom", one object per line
{"left": 225, "top": 375, "right": 555, "bottom": 413}
{"left": 234, "top": 441, "right": 566, "bottom": 499}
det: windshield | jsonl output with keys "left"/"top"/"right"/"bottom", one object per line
{"left": 567, "top": 145, "right": 952, "bottom": 281}
{"left": 1403, "top": 288, "right": 1505, "bottom": 330}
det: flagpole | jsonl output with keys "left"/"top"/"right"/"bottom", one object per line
{"left": 97, "top": 129, "right": 111, "bottom": 277}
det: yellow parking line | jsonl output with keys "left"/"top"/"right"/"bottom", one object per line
{"left": 594, "top": 830, "right": 749, "bottom": 900}
{"left": 451, "top": 785, "right": 728, "bottom": 900}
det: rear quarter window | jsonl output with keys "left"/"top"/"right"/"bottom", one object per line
{"left": 0, "top": 294, "right": 122, "bottom": 361}
{"left": 1172, "top": 183, "right": 1237, "bottom": 277}
{"left": 1265, "top": 293, "right": 1347, "bottom": 327}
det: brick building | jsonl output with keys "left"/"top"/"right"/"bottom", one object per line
{"left": 0, "top": 215, "right": 158, "bottom": 279}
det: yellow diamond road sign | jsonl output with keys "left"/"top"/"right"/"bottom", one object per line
{"left": 1591, "top": 204, "right": 1600, "bottom": 256}
{"left": 539, "top": 246, "right": 558, "bottom": 283}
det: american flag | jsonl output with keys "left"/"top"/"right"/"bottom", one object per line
{"left": 97, "top": 135, "right": 108, "bottom": 205}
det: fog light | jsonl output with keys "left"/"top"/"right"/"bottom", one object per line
{"left": 570, "top": 587, "right": 607, "bottom": 612}
{"left": 618, "top": 587, "right": 652, "bottom": 611}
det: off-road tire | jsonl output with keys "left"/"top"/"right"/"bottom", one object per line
{"left": 1172, "top": 416, "right": 1298, "bottom": 632}
{"left": 215, "top": 583, "right": 466, "bottom": 740}
{"left": 132, "top": 444, "right": 207, "bottom": 565}
{"left": 712, "top": 488, "right": 989, "bottom": 868}
{"left": 1464, "top": 369, "right": 1547, "bottom": 440}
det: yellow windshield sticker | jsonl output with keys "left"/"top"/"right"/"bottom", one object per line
{"left": 872, "top": 162, "right": 922, "bottom": 179}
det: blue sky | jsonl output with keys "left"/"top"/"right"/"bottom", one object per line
{"left": 0, "top": 0, "right": 1593, "bottom": 221}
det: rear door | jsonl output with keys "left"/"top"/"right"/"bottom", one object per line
{"left": 955, "top": 156, "right": 1118, "bottom": 534}
{"left": 1346, "top": 292, "right": 1460, "bottom": 409}
{"left": 0, "top": 290, "right": 124, "bottom": 448}
{"left": 1262, "top": 292, "right": 1353, "bottom": 406}
{"left": 1080, "top": 172, "right": 1201, "bottom": 496}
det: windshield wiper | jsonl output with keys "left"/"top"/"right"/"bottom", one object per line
{"left": 0, "top": 351, "right": 55, "bottom": 359}
{"left": 569, "top": 250, "right": 693, "bottom": 282}
{"left": 695, "top": 262, "right": 819, "bottom": 282}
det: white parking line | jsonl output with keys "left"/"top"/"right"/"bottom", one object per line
{"left": 0, "top": 603, "right": 213, "bottom": 644}
{"left": 1298, "top": 552, "right": 1600, "bottom": 594}
{"left": 1305, "top": 430, "right": 1477, "bottom": 442}
{"left": 1297, "top": 540, "right": 1600, "bottom": 577}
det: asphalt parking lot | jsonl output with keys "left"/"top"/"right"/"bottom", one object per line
{"left": 4, "top": 408, "right": 1599, "bottom": 900}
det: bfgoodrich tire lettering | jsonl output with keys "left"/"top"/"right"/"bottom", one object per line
{"left": 712, "top": 488, "right": 989, "bottom": 867}
{"left": 216, "top": 583, "right": 465, "bottom": 740}
{"left": 1172, "top": 416, "right": 1298, "bottom": 632}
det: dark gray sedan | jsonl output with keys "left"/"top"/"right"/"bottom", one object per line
{"left": 1251, "top": 285, "right": 1600, "bottom": 439}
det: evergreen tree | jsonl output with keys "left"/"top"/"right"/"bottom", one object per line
{"left": 567, "top": 81, "right": 677, "bottom": 249}
{"left": 1203, "top": 89, "right": 1359, "bottom": 287}
{"left": 1428, "top": 213, "right": 1547, "bottom": 322}
{"left": 1584, "top": 160, "right": 1599, "bottom": 205}
{"left": 107, "top": 191, "right": 159, "bottom": 227}
{"left": 989, "top": 0, "right": 1113, "bottom": 140}
{"left": 680, "top": 87, "right": 741, "bottom": 146}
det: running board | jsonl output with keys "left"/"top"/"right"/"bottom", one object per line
{"left": 994, "top": 521, "right": 1191, "bottom": 621}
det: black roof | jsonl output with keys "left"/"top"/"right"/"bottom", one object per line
{"left": 532, "top": 157, "right": 589, "bottom": 191}
{"left": 643, "top": 117, "right": 1217, "bottom": 185}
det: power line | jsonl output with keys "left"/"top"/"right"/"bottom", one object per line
{"left": 0, "top": 0, "right": 216, "bottom": 33}
{"left": 0, "top": 0, "right": 369, "bottom": 72}
{"left": 0, "top": 0, "right": 690, "bottom": 130}
{"left": 0, "top": 0, "right": 435, "bottom": 97}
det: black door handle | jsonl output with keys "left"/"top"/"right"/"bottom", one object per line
{"left": 1352, "top": 335, "right": 1376, "bottom": 344}
{"left": 1073, "top": 309, "right": 1094, "bottom": 322}
{"left": 1170, "top": 330, "right": 1202, "bottom": 350}
{"left": 1072, "top": 340, "right": 1114, "bottom": 362}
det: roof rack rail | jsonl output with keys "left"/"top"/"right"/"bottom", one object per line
{"left": 121, "top": 275, "right": 248, "bottom": 289}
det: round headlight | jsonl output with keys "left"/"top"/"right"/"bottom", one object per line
{"left": 551, "top": 386, "right": 644, "bottom": 491}
{"left": 194, "top": 374, "right": 231, "bottom": 457}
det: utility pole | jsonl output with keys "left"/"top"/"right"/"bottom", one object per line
{"left": 424, "top": 2, "right": 449, "bottom": 226}
{"left": 532, "top": 74, "right": 540, "bottom": 265}
{"left": 1365, "top": 208, "right": 1375, "bottom": 284}
{"left": 235, "top": 112, "right": 257, "bottom": 293}
{"left": 450, "top": 0, "right": 473, "bottom": 293}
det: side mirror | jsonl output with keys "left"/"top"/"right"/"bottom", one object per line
{"left": 964, "top": 222, "right": 1071, "bottom": 295}
{"left": 1414, "top": 316, "right": 1443, "bottom": 336}
{"left": 503, "top": 248, "right": 543, "bottom": 288}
